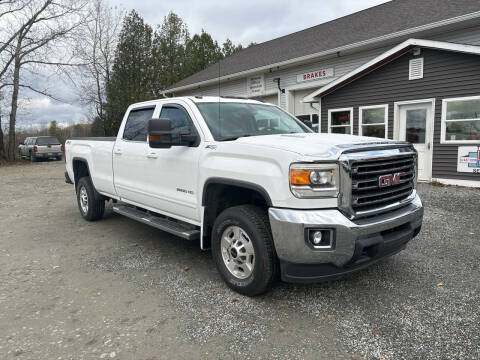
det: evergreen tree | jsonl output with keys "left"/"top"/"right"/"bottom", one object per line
{"left": 152, "top": 12, "right": 190, "bottom": 91}
{"left": 48, "top": 121, "right": 60, "bottom": 138}
{"left": 184, "top": 30, "right": 223, "bottom": 78}
{"left": 105, "top": 10, "right": 154, "bottom": 135}
{"left": 222, "top": 38, "right": 243, "bottom": 58}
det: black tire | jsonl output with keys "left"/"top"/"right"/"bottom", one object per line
{"left": 76, "top": 177, "right": 105, "bottom": 221}
{"left": 56, "top": 155, "right": 62, "bottom": 161}
{"left": 211, "top": 205, "right": 278, "bottom": 296}
{"left": 30, "top": 152, "right": 36, "bottom": 162}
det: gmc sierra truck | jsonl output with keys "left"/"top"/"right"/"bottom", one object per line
{"left": 65, "top": 96, "right": 423, "bottom": 296}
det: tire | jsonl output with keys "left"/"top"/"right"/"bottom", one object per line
{"left": 211, "top": 205, "right": 278, "bottom": 296}
{"left": 56, "top": 155, "right": 62, "bottom": 161}
{"left": 76, "top": 177, "right": 105, "bottom": 221}
{"left": 30, "top": 152, "right": 36, "bottom": 162}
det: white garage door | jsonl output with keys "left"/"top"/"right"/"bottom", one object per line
{"left": 292, "top": 89, "right": 319, "bottom": 132}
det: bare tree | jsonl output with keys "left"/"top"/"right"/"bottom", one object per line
{"left": 0, "top": 0, "right": 88, "bottom": 161}
{"left": 74, "top": 0, "right": 123, "bottom": 134}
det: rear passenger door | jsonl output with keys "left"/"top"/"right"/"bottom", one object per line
{"left": 113, "top": 106, "right": 156, "bottom": 205}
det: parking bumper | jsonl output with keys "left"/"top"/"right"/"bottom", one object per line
{"left": 268, "top": 193, "right": 423, "bottom": 283}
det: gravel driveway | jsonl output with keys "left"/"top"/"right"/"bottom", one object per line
{"left": 0, "top": 161, "right": 479, "bottom": 359}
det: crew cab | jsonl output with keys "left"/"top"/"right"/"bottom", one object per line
{"left": 19, "top": 136, "right": 63, "bottom": 161}
{"left": 65, "top": 96, "right": 423, "bottom": 296}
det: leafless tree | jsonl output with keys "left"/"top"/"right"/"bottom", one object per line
{"left": 0, "top": 0, "right": 88, "bottom": 161}
{"left": 74, "top": 0, "right": 123, "bottom": 134}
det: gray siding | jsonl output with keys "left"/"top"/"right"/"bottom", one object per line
{"left": 321, "top": 48, "right": 480, "bottom": 181}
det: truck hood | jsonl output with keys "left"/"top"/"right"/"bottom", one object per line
{"left": 235, "top": 133, "right": 404, "bottom": 159}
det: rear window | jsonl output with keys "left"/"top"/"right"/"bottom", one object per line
{"left": 36, "top": 137, "right": 60, "bottom": 145}
{"left": 123, "top": 107, "right": 155, "bottom": 141}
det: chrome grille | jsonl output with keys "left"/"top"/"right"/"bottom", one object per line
{"left": 350, "top": 155, "right": 415, "bottom": 214}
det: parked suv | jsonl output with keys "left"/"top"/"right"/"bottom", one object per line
{"left": 19, "top": 136, "right": 63, "bottom": 161}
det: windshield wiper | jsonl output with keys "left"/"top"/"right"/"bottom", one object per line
{"left": 217, "top": 134, "right": 253, "bottom": 141}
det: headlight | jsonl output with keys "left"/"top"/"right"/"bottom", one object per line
{"left": 289, "top": 163, "right": 339, "bottom": 198}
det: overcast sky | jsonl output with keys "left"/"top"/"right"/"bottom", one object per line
{"left": 14, "top": 0, "right": 389, "bottom": 130}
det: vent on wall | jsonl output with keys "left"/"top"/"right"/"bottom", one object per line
{"left": 409, "top": 58, "right": 424, "bottom": 80}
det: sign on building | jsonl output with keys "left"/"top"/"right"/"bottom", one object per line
{"left": 457, "top": 146, "right": 480, "bottom": 174}
{"left": 247, "top": 75, "right": 265, "bottom": 96}
{"left": 297, "top": 67, "right": 334, "bottom": 83}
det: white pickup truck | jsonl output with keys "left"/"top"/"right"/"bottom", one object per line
{"left": 65, "top": 96, "right": 423, "bottom": 295}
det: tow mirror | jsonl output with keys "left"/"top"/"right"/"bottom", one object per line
{"left": 148, "top": 119, "right": 198, "bottom": 149}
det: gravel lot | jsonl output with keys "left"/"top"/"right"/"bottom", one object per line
{"left": 0, "top": 161, "right": 479, "bottom": 359}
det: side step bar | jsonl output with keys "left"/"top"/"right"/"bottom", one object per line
{"left": 112, "top": 204, "right": 200, "bottom": 240}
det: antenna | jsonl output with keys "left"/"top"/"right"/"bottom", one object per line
{"left": 218, "top": 59, "right": 221, "bottom": 137}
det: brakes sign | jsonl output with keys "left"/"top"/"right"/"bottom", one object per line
{"left": 297, "top": 67, "right": 334, "bottom": 83}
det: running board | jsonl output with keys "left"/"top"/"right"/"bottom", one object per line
{"left": 112, "top": 204, "right": 200, "bottom": 240}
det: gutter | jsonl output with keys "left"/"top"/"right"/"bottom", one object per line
{"left": 164, "top": 11, "right": 480, "bottom": 95}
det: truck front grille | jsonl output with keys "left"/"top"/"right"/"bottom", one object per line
{"left": 350, "top": 155, "right": 415, "bottom": 214}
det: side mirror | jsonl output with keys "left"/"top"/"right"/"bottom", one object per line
{"left": 148, "top": 119, "right": 198, "bottom": 149}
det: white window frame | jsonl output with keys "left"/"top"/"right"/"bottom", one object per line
{"left": 328, "top": 107, "right": 353, "bottom": 135}
{"left": 441, "top": 95, "right": 480, "bottom": 144}
{"left": 359, "top": 104, "right": 388, "bottom": 139}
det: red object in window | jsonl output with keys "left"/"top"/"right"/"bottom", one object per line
{"left": 33, "top": 145, "right": 38, "bottom": 153}
{"left": 338, "top": 115, "right": 349, "bottom": 121}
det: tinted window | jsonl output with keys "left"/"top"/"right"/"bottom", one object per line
{"left": 123, "top": 108, "right": 155, "bottom": 141}
{"left": 36, "top": 137, "right": 60, "bottom": 145}
{"left": 160, "top": 106, "right": 192, "bottom": 133}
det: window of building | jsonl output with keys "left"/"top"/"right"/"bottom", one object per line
{"left": 359, "top": 104, "right": 388, "bottom": 138}
{"left": 441, "top": 96, "right": 480, "bottom": 143}
{"left": 328, "top": 108, "right": 353, "bottom": 134}
{"left": 123, "top": 107, "right": 155, "bottom": 141}
{"left": 296, "top": 114, "right": 319, "bottom": 132}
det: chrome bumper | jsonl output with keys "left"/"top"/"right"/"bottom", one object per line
{"left": 268, "top": 192, "right": 423, "bottom": 282}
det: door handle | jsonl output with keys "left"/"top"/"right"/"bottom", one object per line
{"left": 114, "top": 148, "right": 122, "bottom": 155}
{"left": 146, "top": 152, "right": 158, "bottom": 159}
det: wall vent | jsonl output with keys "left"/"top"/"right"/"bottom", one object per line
{"left": 409, "top": 58, "right": 424, "bottom": 80}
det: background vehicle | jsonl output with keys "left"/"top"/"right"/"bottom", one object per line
{"left": 65, "top": 97, "right": 423, "bottom": 296}
{"left": 19, "top": 136, "right": 63, "bottom": 162}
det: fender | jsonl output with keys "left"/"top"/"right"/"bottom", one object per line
{"left": 72, "top": 157, "right": 104, "bottom": 201}
{"left": 202, "top": 177, "right": 273, "bottom": 207}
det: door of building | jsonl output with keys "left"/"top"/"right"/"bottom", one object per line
{"left": 397, "top": 101, "right": 433, "bottom": 181}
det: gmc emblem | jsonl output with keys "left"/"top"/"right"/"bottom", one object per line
{"left": 378, "top": 172, "right": 408, "bottom": 188}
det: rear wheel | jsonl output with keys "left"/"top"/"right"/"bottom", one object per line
{"left": 29, "top": 152, "right": 36, "bottom": 162}
{"left": 211, "top": 205, "right": 277, "bottom": 296}
{"left": 76, "top": 177, "right": 105, "bottom": 221}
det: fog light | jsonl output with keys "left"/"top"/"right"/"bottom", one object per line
{"left": 312, "top": 231, "right": 323, "bottom": 245}
{"left": 307, "top": 229, "right": 334, "bottom": 249}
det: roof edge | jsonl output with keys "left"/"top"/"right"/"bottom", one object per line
{"left": 164, "top": 10, "right": 480, "bottom": 94}
{"left": 303, "top": 38, "right": 480, "bottom": 102}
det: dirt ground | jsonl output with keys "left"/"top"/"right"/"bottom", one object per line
{"left": 0, "top": 161, "right": 479, "bottom": 360}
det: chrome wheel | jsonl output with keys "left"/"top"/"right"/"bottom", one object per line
{"left": 221, "top": 225, "right": 255, "bottom": 279}
{"left": 79, "top": 186, "right": 89, "bottom": 214}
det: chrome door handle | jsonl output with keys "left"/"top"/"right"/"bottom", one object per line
{"left": 146, "top": 152, "right": 158, "bottom": 159}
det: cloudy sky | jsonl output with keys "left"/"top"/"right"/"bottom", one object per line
{"left": 14, "top": 0, "right": 389, "bottom": 130}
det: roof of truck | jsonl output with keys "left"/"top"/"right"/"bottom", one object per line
{"left": 130, "top": 96, "right": 274, "bottom": 108}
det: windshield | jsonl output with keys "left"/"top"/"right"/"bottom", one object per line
{"left": 36, "top": 137, "right": 60, "bottom": 146}
{"left": 196, "top": 102, "right": 312, "bottom": 140}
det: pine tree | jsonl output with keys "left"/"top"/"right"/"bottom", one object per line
{"left": 184, "top": 30, "right": 223, "bottom": 78}
{"left": 105, "top": 10, "right": 154, "bottom": 135}
{"left": 222, "top": 38, "right": 243, "bottom": 58}
{"left": 152, "top": 12, "right": 190, "bottom": 92}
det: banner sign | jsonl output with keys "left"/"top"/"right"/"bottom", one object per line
{"left": 247, "top": 75, "right": 265, "bottom": 96}
{"left": 297, "top": 67, "right": 334, "bottom": 83}
{"left": 457, "top": 146, "right": 480, "bottom": 174}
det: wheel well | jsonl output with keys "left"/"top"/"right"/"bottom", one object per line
{"left": 202, "top": 182, "right": 271, "bottom": 246}
{"left": 72, "top": 159, "right": 90, "bottom": 189}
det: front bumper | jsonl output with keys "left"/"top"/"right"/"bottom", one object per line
{"left": 268, "top": 192, "right": 423, "bottom": 283}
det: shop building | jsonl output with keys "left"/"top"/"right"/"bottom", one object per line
{"left": 165, "top": 0, "right": 480, "bottom": 185}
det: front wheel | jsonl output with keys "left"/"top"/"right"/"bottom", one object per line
{"left": 76, "top": 177, "right": 105, "bottom": 221}
{"left": 211, "top": 205, "right": 278, "bottom": 296}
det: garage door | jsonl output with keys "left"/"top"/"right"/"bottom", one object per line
{"left": 292, "top": 89, "right": 319, "bottom": 132}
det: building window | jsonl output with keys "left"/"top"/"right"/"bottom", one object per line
{"left": 297, "top": 114, "right": 319, "bottom": 132}
{"left": 328, "top": 108, "right": 353, "bottom": 134}
{"left": 359, "top": 104, "right": 388, "bottom": 138}
{"left": 441, "top": 96, "right": 480, "bottom": 143}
